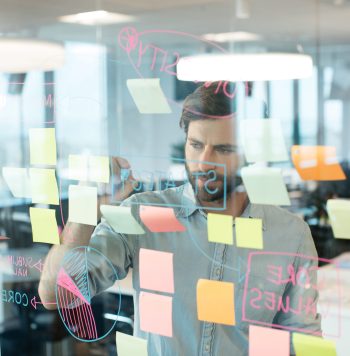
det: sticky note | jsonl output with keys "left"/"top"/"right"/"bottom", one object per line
{"left": 139, "top": 248, "right": 174, "bottom": 293}
{"left": 292, "top": 333, "right": 336, "bottom": 356}
{"left": 116, "top": 332, "right": 148, "bottom": 356}
{"left": 29, "top": 128, "right": 57, "bottom": 165}
{"left": 100, "top": 205, "right": 145, "bottom": 234}
{"left": 126, "top": 78, "right": 172, "bottom": 114}
{"left": 291, "top": 145, "right": 345, "bottom": 181}
{"left": 30, "top": 207, "right": 60, "bottom": 244}
{"left": 2, "top": 167, "right": 31, "bottom": 198}
{"left": 241, "top": 119, "right": 288, "bottom": 163}
{"left": 249, "top": 325, "right": 290, "bottom": 356}
{"left": 30, "top": 168, "right": 59, "bottom": 205}
{"left": 235, "top": 217, "right": 263, "bottom": 249}
{"left": 139, "top": 291, "right": 172, "bottom": 337}
{"left": 196, "top": 279, "right": 235, "bottom": 325}
{"left": 139, "top": 205, "right": 186, "bottom": 232}
{"left": 241, "top": 166, "right": 291, "bottom": 206}
{"left": 68, "top": 185, "right": 97, "bottom": 226}
{"left": 327, "top": 199, "right": 350, "bottom": 239}
{"left": 207, "top": 213, "right": 233, "bottom": 244}
{"left": 88, "top": 156, "right": 110, "bottom": 183}
{"left": 68, "top": 155, "right": 88, "bottom": 181}
{"left": 68, "top": 155, "right": 110, "bottom": 183}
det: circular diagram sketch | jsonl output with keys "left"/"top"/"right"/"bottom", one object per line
{"left": 55, "top": 246, "right": 121, "bottom": 342}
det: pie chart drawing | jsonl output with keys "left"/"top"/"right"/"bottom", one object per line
{"left": 55, "top": 246, "right": 121, "bottom": 342}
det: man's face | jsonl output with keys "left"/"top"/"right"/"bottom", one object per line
{"left": 185, "top": 119, "right": 240, "bottom": 203}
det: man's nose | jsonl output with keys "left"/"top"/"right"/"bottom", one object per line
{"left": 198, "top": 148, "right": 216, "bottom": 172}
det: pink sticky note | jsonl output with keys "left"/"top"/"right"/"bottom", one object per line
{"left": 249, "top": 325, "right": 290, "bottom": 356}
{"left": 139, "top": 205, "right": 186, "bottom": 232}
{"left": 139, "top": 248, "right": 174, "bottom": 293}
{"left": 139, "top": 291, "right": 173, "bottom": 337}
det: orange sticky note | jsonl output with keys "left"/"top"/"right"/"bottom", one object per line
{"left": 196, "top": 279, "right": 235, "bottom": 326}
{"left": 139, "top": 291, "right": 172, "bottom": 337}
{"left": 249, "top": 325, "right": 290, "bottom": 356}
{"left": 139, "top": 248, "right": 174, "bottom": 293}
{"left": 139, "top": 205, "right": 186, "bottom": 232}
{"left": 291, "top": 145, "right": 346, "bottom": 181}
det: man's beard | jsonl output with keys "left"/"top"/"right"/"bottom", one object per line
{"left": 185, "top": 163, "right": 234, "bottom": 203}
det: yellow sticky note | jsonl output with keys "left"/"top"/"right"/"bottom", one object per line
{"left": 30, "top": 207, "right": 60, "bottom": 244}
{"left": 68, "top": 155, "right": 88, "bottom": 181}
{"left": 29, "top": 128, "right": 57, "bottom": 166}
{"left": 30, "top": 168, "right": 59, "bottom": 205}
{"left": 207, "top": 213, "right": 233, "bottom": 244}
{"left": 88, "top": 156, "right": 110, "bottom": 183}
{"left": 68, "top": 185, "right": 97, "bottom": 226}
{"left": 235, "top": 217, "right": 263, "bottom": 249}
{"left": 116, "top": 332, "right": 148, "bottom": 356}
{"left": 292, "top": 333, "right": 336, "bottom": 356}
{"left": 327, "top": 199, "right": 350, "bottom": 239}
{"left": 68, "top": 155, "right": 110, "bottom": 183}
{"left": 197, "top": 279, "right": 235, "bottom": 325}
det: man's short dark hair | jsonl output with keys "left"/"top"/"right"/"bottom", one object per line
{"left": 179, "top": 81, "right": 235, "bottom": 134}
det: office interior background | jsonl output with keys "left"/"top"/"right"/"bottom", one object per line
{"left": 0, "top": 0, "right": 350, "bottom": 355}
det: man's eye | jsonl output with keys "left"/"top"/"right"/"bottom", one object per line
{"left": 217, "top": 148, "right": 233, "bottom": 154}
{"left": 191, "top": 143, "right": 202, "bottom": 149}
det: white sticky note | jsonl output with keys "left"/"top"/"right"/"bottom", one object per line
{"left": 241, "top": 166, "right": 290, "bottom": 206}
{"left": 327, "top": 199, "right": 350, "bottom": 239}
{"left": 100, "top": 205, "right": 145, "bottom": 235}
{"left": 29, "top": 168, "right": 59, "bottom": 205}
{"left": 29, "top": 128, "right": 57, "bottom": 166}
{"left": 126, "top": 78, "right": 172, "bottom": 114}
{"left": 2, "top": 167, "right": 31, "bottom": 198}
{"left": 68, "top": 185, "right": 97, "bottom": 226}
{"left": 116, "top": 332, "right": 148, "bottom": 356}
{"left": 241, "top": 119, "right": 288, "bottom": 163}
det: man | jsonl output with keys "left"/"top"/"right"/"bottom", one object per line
{"left": 39, "top": 82, "right": 321, "bottom": 355}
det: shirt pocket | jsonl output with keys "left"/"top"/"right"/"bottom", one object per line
{"left": 235, "top": 273, "right": 287, "bottom": 333}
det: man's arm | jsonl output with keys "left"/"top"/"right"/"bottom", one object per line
{"left": 38, "top": 157, "right": 136, "bottom": 310}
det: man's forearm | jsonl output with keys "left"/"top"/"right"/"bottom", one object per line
{"left": 38, "top": 222, "right": 95, "bottom": 309}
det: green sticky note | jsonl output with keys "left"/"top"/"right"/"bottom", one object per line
{"left": 207, "top": 213, "right": 233, "bottom": 245}
{"left": 292, "top": 333, "right": 336, "bottom": 356}
{"left": 29, "top": 128, "right": 57, "bottom": 166}
{"left": 30, "top": 168, "right": 59, "bottom": 205}
{"left": 30, "top": 207, "right": 60, "bottom": 245}
{"left": 100, "top": 205, "right": 145, "bottom": 235}
{"left": 235, "top": 217, "right": 263, "bottom": 249}
{"left": 241, "top": 166, "right": 291, "bottom": 206}
{"left": 116, "top": 332, "right": 148, "bottom": 356}
{"left": 327, "top": 199, "right": 350, "bottom": 239}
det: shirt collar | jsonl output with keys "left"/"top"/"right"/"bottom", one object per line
{"left": 177, "top": 182, "right": 267, "bottom": 231}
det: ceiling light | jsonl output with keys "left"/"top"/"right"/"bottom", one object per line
{"left": 59, "top": 10, "right": 135, "bottom": 26}
{"left": 177, "top": 53, "right": 313, "bottom": 82}
{"left": 0, "top": 39, "right": 64, "bottom": 73}
{"left": 202, "top": 31, "right": 261, "bottom": 43}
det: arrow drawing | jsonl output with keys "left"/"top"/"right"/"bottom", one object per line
{"left": 31, "top": 295, "right": 56, "bottom": 310}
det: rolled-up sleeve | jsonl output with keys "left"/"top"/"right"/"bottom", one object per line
{"left": 87, "top": 196, "right": 139, "bottom": 296}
